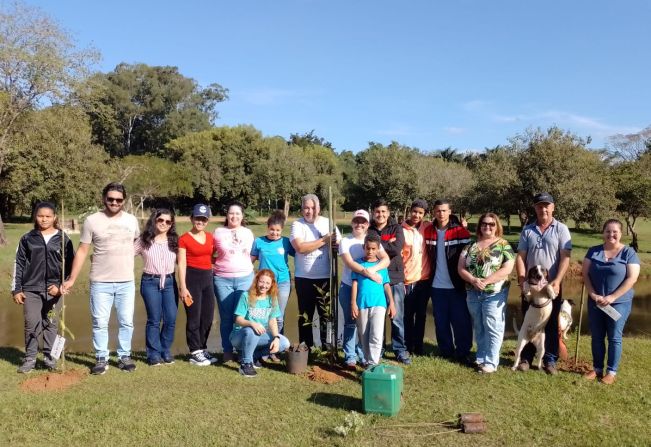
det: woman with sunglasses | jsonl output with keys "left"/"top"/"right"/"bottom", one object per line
{"left": 212, "top": 201, "right": 255, "bottom": 362}
{"left": 135, "top": 208, "right": 180, "bottom": 366}
{"left": 457, "top": 213, "right": 515, "bottom": 373}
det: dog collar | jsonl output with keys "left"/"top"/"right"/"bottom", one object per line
{"left": 530, "top": 298, "right": 553, "bottom": 309}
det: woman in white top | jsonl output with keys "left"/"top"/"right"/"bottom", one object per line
{"left": 290, "top": 194, "right": 341, "bottom": 348}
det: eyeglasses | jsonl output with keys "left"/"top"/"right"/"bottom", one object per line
{"left": 156, "top": 218, "right": 172, "bottom": 225}
{"left": 480, "top": 222, "right": 496, "bottom": 227}
{"left": 106, "top": 197, "right": 124, "bottom": 204}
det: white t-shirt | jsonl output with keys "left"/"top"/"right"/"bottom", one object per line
{"left": 80, "top": 211, "right": 140, "bottom": 282}
{"left": 339, "top": 235, "right": 385, "bottom": 286}
{"left": 290, "top": 216, "right": 341, "bottom": 279}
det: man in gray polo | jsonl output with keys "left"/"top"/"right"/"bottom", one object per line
{"left": 515, "top": 192, "right": 572, "bottom": 375}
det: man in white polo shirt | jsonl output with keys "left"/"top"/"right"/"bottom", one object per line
{"left": 62, "top": 183, "right": 140, "bottom": 375}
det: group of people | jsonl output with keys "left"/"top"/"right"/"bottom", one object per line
{"left": 10, "top": 183, "right": 640, "bottom": 383}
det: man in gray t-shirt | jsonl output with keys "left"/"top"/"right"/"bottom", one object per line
{"left": 63, "top": 183, "right": 140, "bottom": 375}
{"left": 515, "top": 192, "right": 572, "bottom": 375}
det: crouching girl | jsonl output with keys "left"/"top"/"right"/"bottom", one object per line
{"left": 230, "top": 269, "right": 290, "bottom": 377}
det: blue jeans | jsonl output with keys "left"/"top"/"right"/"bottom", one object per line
{"left": 391, "top": 283, "right": 407, "bottom": 357}
{"left": 277, "top": 281, "right": 291, "bottom": 334}
{"left": 90, "top": 281, "right": 135, "bottom": 359}
{"left": 230, "top": 327, "right": 290, "bottom": 364}
{"left": 431, "top": 287, "right": 473, "bottom": 358}
{"left": 213, "top": 272, "right": 254, "bottom": 353}
{"left": 466, "top": 288, "right": 508, "bottom": 368}
{"left": 588, "top": 299, "right": 632, "bottom": 374}
{"left": 338, "top": 283, "right": 365, "bottom": 364}
{"left": 140, "top": 274, "right": 178, "bottom": 362}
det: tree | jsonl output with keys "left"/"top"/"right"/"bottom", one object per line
{"left": 288, "top": 130, "right": 333, "bottom": 149}
{"left": 512, "top": 127, "right": 617, "bottom": 228}
{"left": 413, "top": 153, "right": 474, "bottom": 215}
{"left": 167, "top": 125, "right": 263, "bottom": 207}
{"left": 606, "top": 125, "right": 651, "bottom": 161}
{"left": 81, "top": 63, "right": 227, "bottom": 156}
{"left": 613, "top": 153, "right": 651, "bottom": 251}
{"left": 1, "top": 106, "right": 110, "bottom": 214}
{"left": 467, "top": 146, "right": 521, "bottom": 230}
{"left": 0, "top": 1, "right": 97, "bottom": 243}
{"left": 116, "top": 155, "right": 193, "bottom": 217}
{"left": 348, "top": 141, "right": 419, "bottom": 211}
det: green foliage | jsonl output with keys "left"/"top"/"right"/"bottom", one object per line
{"left": 80, "top": 63, "right": 227, "bottom": 156}
{"left": 511, "top": 127, "right": 617, "bottom": 228}
{"left": 1, "top": 106, "right": 110, "bottom": 214}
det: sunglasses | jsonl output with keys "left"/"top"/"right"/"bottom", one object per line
{"left": 480, "top": 222, "right": 496, "bottom": 227}
{"left": 106, "top": 197, "right": 124, "bottom": 204}
{"left": 156, "top": 218, "right": 172, "bottom": 225}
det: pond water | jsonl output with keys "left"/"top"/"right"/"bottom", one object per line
{"left": 1, "top": 277, "right": 649, "bottom": 355}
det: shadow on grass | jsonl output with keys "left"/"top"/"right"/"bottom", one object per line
{"left": 0, "top": 346, "right": 25, "bottom": 366}
{"left": 308, "top": 392, "right": 361, "bottom": 411}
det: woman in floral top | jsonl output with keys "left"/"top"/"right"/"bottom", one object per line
{"left": 458, "top": 213, "right": 515, "bottom": 373}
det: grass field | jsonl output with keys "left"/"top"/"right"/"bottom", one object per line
{"left": 1, "top": 337, "right": 650, "bottom": 446}
{"left": 1, "top": 215, "right": 650, "bottom": 446}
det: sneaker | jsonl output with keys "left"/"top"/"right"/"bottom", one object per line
{"left": 397, "top": 353, "right": 412, "bottom": 365}
{"left": 162, "top": 355, "right": 175, "bottom": 365}
{"left": 189, "top": 350, "right": 211, "bottom": 366}
{"left": 91, "top": 357, "right": 109, "bottom": 375}
{"left": 268, "top": 353, "right": 281, "bottom": 363}
{"left": 118, "top": 356, "right": 137, "bottom": 372}
{"left": 516, "top": 360, "right": 530, "bottom": 372}
{"left": 344, "top": 361, "right": 357, "bottom": 371}
{"left": 203, "top": 350, "right": 218, "bottom": 364}
{"left": 148, "top": 358, "right": 162, "bottom": 367}
{"left": 43, "top": 355, "right": 58, "bottom": 371}
{"left": 253, "top": 359, "right": 262, "bottom": 369}
{"left": 479, "top": 364, "right": 497, "bottom": 374}
{"left": 239, "top": 362, "right": 257, "bottom": 377}
{"left": 222, "top": 352, "right": 235, "bottom": 363}
{"left": 543, "top": 363, "right": 558, "bottom": 376}
{"left": 600, "top": 373, "right": 616, "bottom": 385}
{"left": 17, "top": 358, "right": 36, "bottom": 374}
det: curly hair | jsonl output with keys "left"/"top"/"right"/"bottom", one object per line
{"left": 139, "top": 208, "right": 179, "bottom": 253}
{"left": 247, "top": 269, "right": 279, "bottom": 308}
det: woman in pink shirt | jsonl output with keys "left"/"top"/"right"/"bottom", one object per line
{"left": 213, "top": 201, "right": 255, "bottom": 361}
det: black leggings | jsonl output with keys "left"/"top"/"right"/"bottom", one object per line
{"left": 295, "top": 277, "right": 330, "bottom": 348}
{"left": 184, "top": 267, "right": 215, "bottom": 352}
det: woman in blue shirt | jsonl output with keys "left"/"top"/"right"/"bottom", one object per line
{"left": 582, "top": 219, "right": 640, "bottom": 384}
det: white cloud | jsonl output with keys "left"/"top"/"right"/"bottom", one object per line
{"left": 443, "top": 126, "right": 467, "bottom": 135}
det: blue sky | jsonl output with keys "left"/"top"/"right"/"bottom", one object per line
{"left": 26, "top": 0, "right": 651, "bottom": 152}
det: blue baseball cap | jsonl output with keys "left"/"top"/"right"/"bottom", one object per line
{"left": 533, "top": 192, "right": 554, "bottom": 204}
{"left": 192, "top": 204, "right": 211, "bottom": 218}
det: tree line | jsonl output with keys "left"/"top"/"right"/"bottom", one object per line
{"left": 1, "top": 2, "right": 650, "bottom": 247}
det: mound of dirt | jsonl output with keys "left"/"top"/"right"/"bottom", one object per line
{"left": 306, "top": 365, "right": 350, "bottom": 384}
{"left": 558, "top": 358, "right": 593, "bottom": 374}
{"left": 20, "top": 369, "right": 87, "bottom": 393}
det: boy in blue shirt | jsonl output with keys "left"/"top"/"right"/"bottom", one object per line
{"left": 351, "top": 233, "right": 396, "bottom": 366}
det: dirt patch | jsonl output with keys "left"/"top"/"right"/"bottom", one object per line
{"left": 306, "top": 365, "right": 355, "bottom": 384}
{"left": 558, "top": 358, "right": 593, "bottom": 374}
{"left": 20, "top": 369, "right": 87, "bottom": 393}
{"left": 566, "top": 262, "right": 583, "bottom": 278}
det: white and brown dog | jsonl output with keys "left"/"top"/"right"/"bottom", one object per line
{"left": 512, "top": 265, "right": 557, "bottom": 371}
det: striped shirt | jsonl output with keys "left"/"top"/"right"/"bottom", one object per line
{"left": 134, "top": 238, "right": 177, "bottom": 289}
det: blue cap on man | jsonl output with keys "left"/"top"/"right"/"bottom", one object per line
{"left": 533, "top": 192, "right": 554, "bottom": 204}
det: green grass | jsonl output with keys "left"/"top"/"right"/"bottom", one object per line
{"left": 1, "top": 217, "right": 651, "bottom": 445}
{"left": 1, "top": 336, "right": 650, "bottom": 446}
